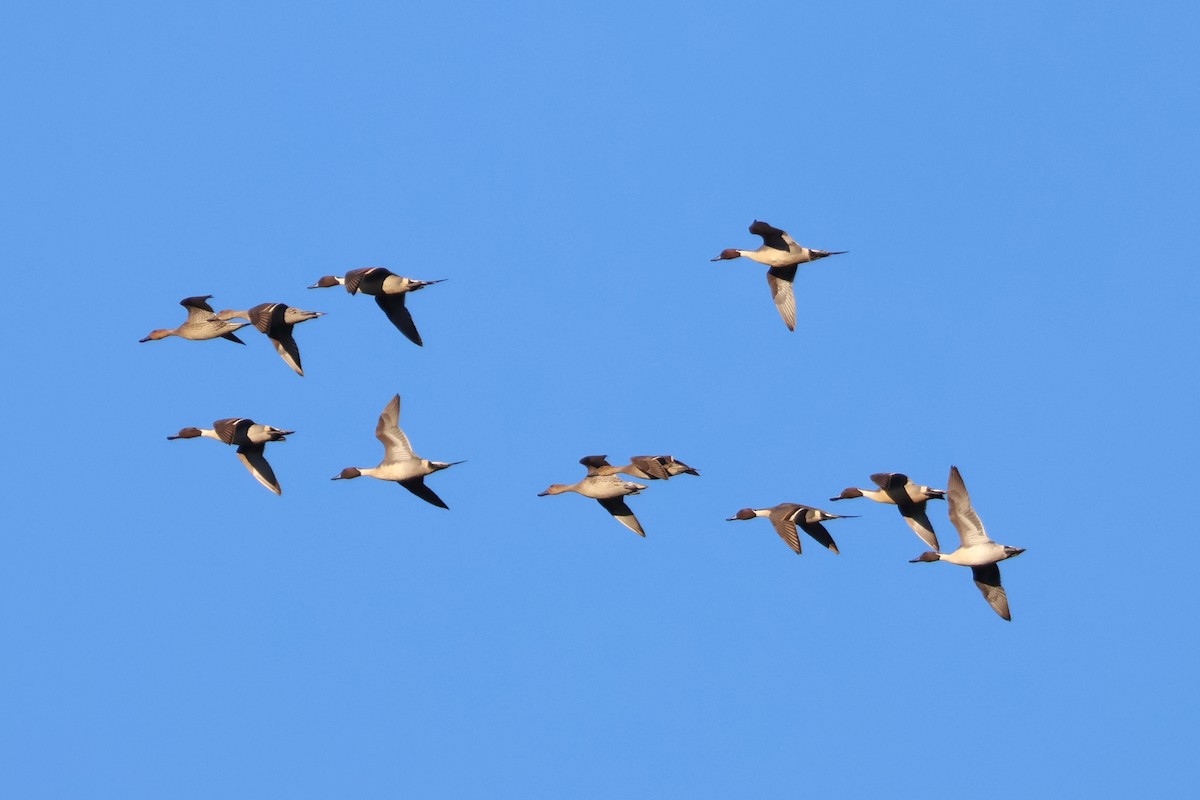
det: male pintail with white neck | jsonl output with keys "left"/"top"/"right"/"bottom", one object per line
{"left": 711, "top": 220, "right": 845, "bottom": 331}
{"left": 331, "top": 393, "right": 463, "bottom": 509}
{"left": 726, "top": 503, "right": 857, "bottom": 555}
{"left": 831, "top": 472, "right": 945, "bottom": 551}
{"left": 908, "top": 466, "right": 1026, "bottom": 620}
{"left": 308, "top": 268, "right": 444, "bottom": 346}
{"left": 211, "top": 303, "right": 324, "bottom": 376}
{"left": 167, "top": 418, "right": 292, "bottom": 495}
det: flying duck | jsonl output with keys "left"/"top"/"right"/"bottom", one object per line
{"left": 711, "top": 220, "right": 845, "bottom": 331}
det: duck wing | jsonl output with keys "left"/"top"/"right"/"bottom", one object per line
{"left": 798, "top": 516, "right": 840, "bottom": 554}
{"left": 269, "top": 328, "right": 304, "bottom": 376}
{"left": 399, "top": 476, "right": 449, "bottom": 509}
{"left": 947, "top": 466, "right": 992, "bottom": 548}
{"left": 971, "top": 563, "right": 1011, "bottom": 620}
{"left": 768, "top": 505, "right": 803, "bottom": 554}
{"left": 766, "top": 266, "right": 798, "bottom": 331}
{"left": 375, "top": 394, "right": 416, "bottom": 463}
{"left": 628, "top": 456, "right": 672, "bottom": 480}
{"left": 597, "top": 497, "right": 645, "bottom": 536}
{"left": 901, "top": 507, "right": 940, "bottom": 551}
{"left": 235, "top": 443, "right": 281, "bottom": 495}
{"left": 375, "top": 294, "right": 423, "bottom": 346}
{"left": 749, "top": 220, "right": 791, "bottom": 251}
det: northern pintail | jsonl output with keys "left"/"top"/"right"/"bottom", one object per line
{"left": 308, "top": 268, "right": 444, "bottom": 346}
{"left": 538, "top": 464, "right": 648, "bottom": 537}
{"left": 167, "top": 418, "right": 292, "bottom": 495}
{"left": 578, "top": 454, "right": 700, "bottom": 480}
{"left": 140, "top": 295, "right": 249, "bottom": 344}
{"left": 726, "top": 504, "right": 856, "bottom": 555}
{"left": 211, "top": 303, "right": 324, "bottom": 376}
{"left": 830, "top": 472, "right": 945, "bottom": 550}
{"left": 711, "top": 220, "right": 846, "bottom": 331}
{"left": 909, "top": 466, "right": 1026, "bottom": 620}
{"left": 331, "top": 393, "right": 463, "bottom": 509}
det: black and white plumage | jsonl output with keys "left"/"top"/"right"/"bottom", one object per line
{"left": 213, "top": 303, "right": 324, "bottom": 376}
{"left": 308, "top": 268, "right": 444, "bottom": 346}
{"left": 167, "top": 417, "right": 293, "bottom": 495}
{"left": 908, "top": 466, "right": 1027, "bottom": 621}
{"left": 711, "top": 220, "right": 845, "bottom": 331}
{"left": 330, "top": 394, "right": 463, "bottom": 509}
{"left": 726, "top": 503, "right": 857, "bottom": 555}
{"left": 830, "top": 472, "right": 945, "bottom": 551}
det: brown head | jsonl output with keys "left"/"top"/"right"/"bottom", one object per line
{"left": 710, "top": 248, "right": 741, "bottom": 262}
{"left": 167, "top": 427, "right": 203, "bottom": 440}
{"left": 139, "top": 329, "right": 174, "bottom": 342}
{"left": 726, "top": 508, "right": 757, "bottom": 521}
{"left": 537, "top": 484, "right": 568, "bottom": 497}
{"left": 331, "top": 467, "right": 362, "bottom": 480}
{"left": 908, "top": 551, "right": 941, "bottom": 563}
{"left": 830, "top": 487, "right": 863, "bottom": 501}
{"left": 308, "top": 275, "right": 342, "bottom": 289}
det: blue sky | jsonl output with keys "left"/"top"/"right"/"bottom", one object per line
{"left": 3, "top": 1, "right": 1197, "bottom": 797}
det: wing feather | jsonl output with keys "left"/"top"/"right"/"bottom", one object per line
{"left": 235, "top": 444, "right": 281, "bottom": 495}
{"left": 375, "top": 294, "right": 423, "bottom": 345}
{"left": 947, "top": 466, "right": 992, "bottom": 548}
{"left": 399, "top": 476, "right": 449, "bottom": 509}
{"left": 972, "top": 563, "right": 1011, "bottom": 620}
{"left": 766, "top": 266, "right": 797, "bottom": 331}
{"left": 597, "top": 497, "right": 645, "bottom": 536}
{"left": 375, "top": 395, "right": 416, "bottom": 463}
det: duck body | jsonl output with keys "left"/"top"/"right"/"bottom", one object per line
{"left": 908, "top": 466, "right": 1026, "bottom": 620}
{"left": 167, "top": 417, "right": 292, "bottom": 494}
{"left": 308, "top": 268, "right": 444, "bottom": 346}
{"left": 330, "top": 393, "right": 463, "bottom": 509}
{"left": 726, "top": 503, "right": 856, "bottom": 555}
{"left": 538, "top": 470, "right": 648, "bottom": 536}
{"left": 213, "top": 302, "right": 324, "bottom": 376}
{"left": 140, "top": 295, "right": 248, "bottom": 344}
{"left": 831, "top": 472, "right": 945, "bottom": 550}
{"left": 578, "top": 454, "right": 700, "bottom": 480}
{"left": 711, "top": 220, "right": 845, "bottom": 331}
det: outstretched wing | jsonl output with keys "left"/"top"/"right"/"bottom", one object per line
{"left": 180, "top": 295, "right": 216, "bottom": 316}
{"left": 597, "top": 497, "right": 645, "bottom": 536}
{"left": 399, "top": 476, "right": 449, "bottom": 509}
{"left": 269, "top": 330, "right": 304, "bottom": 376}
{"left": 628, "top": 456, "right": 672, "bottom": 480}
{"left": 343, "top": 267, "right": 379, "bottom": 295}
{"left": 768, "top": 505, "right": 803, "bottom": 554}
{"left": 798, "top": 517, "right": 840, "bottom": 554}
{"left": 766, "top": 266, "right": 798, "bottom": 331}
{"left": 947, "top": 466, "right": 991, "bottom": 548}
{"left": 901, "top": 508, "right": 940, "bottom": 551}
{"left": 972, "top": 563, "right": 1011, "bottom": 620}
{"left": 375, "top": 294, "right": 423, "bottom": 346}
{"left": 375, "top": 394, "right": 416, "bottom": 463}
{"left": 749, "top": 220, "right": 791, "bottom": 251}
{"left": 235, "top": 444, "right": 282, "bottom": 495}
{"left": 579, "top": 455, "right": 612, "bottom": 476}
